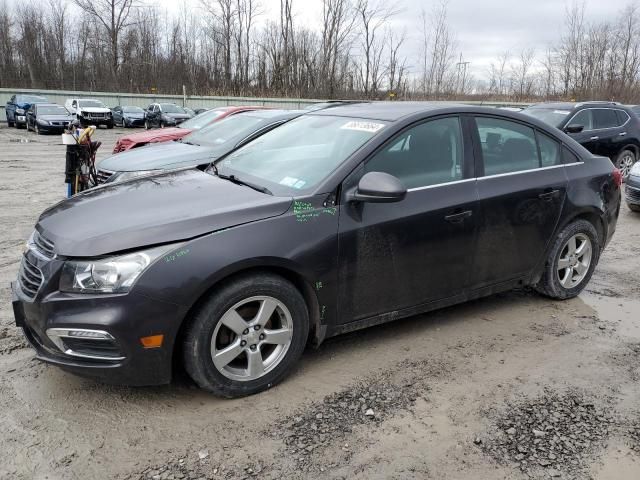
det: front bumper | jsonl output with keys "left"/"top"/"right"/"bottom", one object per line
{"left": 626, "top": 175, "right": 640, "bottom": 205}
{"left": 125, "top": 117, "right": 145, "bottom": 127}
{"left": 11, "top": 276, "right": 188, "bottom": 386}
{"left": 15, "top": 115, "right": 26, "bottom": 125}
{"left": 79, "top": 116, "right": 113, "bottom": 126}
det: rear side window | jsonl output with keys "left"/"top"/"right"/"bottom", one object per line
{"left": 568, "top": 109, "right": 592, "bottom": 130}
{"left": 475, "top": 117, "right": 539, "bottom": 175}
{"left": 563, "top": 147, "right": 581, "bottom": 164}
{"left": 616, "top": 110, "right": 630, "bottom": 125}
{"left": 365, "top": 117, "right": 464, "bottom": 189}
{"left": 593, "top": 109, "right": 618, "bottom": 129}
{"left": 537, "top": 132, "right": 561, "bottom": 167}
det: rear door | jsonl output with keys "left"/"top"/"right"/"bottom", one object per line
{"left": 471, "top": 116, "right": 568, "bottom": 287}
{"left": 337, "top": 116, "right": 479, "bottom": 323}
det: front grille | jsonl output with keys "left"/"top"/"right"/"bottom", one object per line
{"left": 18, "top": 256, "right": 43, "bottom": 300}
{"left": 33, "top": 231, "right": 55, "bottom": 258}
{"left": 96, "top": 169, "right": 114, "bottom": 184}
{"left": 50, "top": 121, "right": 69, "bottom": 127}
{"left": 626, "top": 185, "right": 640, "bottom": 203}
{"left": 86, "top": 113, "right": 106, "bottom": 119}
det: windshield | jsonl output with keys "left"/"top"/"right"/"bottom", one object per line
{"left": 39, "top": 106, "right": 68, "bottom": 115}
{"left": 216, "top": 115, "right": 387, "bottom": 195}
{"left": 78, "top": 100, "right": 106, "bottom": 108}
{"left": 18, "top": 95, "right": 47, "bottom": 104}
{"left": 160, "top": 104, "right": 184, "bottom": 114}
{"left": 183, "top": 114, "right": 266, "bottom": 147}
{"left": 123, "top": 106, "right": 143, "bottom": 113}
{"left": 179, "top": 108, "right": 226, "bottom": 129}
{"left": 522, "top": 107, "right": 572, "bottom": 127}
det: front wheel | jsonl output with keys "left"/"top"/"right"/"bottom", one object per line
{"left": 182, "top": 273, "right": 309, "bottom": 397}
{"left": 535, "top": 220, "right": 600, "bottom": 299}
{"left": 615, "top": 149, "right": 636, "bottom": 180}
{"left": 144, "top": 120, "right": 150, "bottom": 129}
{"left": 34, "top": 123, "right": 41, "bottom": 135}
{"left": 107, "top": 122, "right": 114, "bottom": 129}
{"left": 628, "top": 202, "right": 640, "bottom": 213}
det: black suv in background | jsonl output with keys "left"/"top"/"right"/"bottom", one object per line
{"left": 523, "top": 102, "right": 640, "bottom": 179}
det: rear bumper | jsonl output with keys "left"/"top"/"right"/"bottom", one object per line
{"left": 11, "top": 281, "right": 187, "bottom": 386}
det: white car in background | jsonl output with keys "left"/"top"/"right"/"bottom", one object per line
{"left": 64, "top": 98, "right": 114, "bottom": 128}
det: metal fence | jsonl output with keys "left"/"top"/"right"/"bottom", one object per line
{"left": 0, "top": 87, "right": 531, "bottom": 122}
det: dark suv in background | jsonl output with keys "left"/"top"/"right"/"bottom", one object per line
{"left": 523, "top": 101, "right": 640, "bottom": 179}
{"left": 5, "top": 94, "right": 48, "bottom": 128}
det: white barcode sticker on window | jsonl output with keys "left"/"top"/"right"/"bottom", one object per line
{"left": 340, "top": 121, "right": 385, "bottom": 133}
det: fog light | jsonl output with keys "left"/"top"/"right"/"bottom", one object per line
{"left": 67, "top": 330, "right": 111, "bottom": 339}
{"left": 140, "top": 334, "right": 164, "bottom": 349}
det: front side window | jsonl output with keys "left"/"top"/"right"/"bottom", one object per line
{"left": 365, "top": 117, "right": 463, "bottom": 189}
{"left": 593, "top": 109, "right": 619, "bottom": 129}
{"left": 568, "top": 109, "right": 593, "bottom": 130}
{"left": 476, "top": 117, "right": 539, "bottom": 175}
{"left": 217, "top": 115, "right": 386, "bottom": 194}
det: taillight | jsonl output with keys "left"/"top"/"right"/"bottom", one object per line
{"left": 612, "top": 168, "right": 623, "bottom": 187}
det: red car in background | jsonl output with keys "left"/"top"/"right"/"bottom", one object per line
{"left": 112, "top": 106, "right": 267, "bottom": 153}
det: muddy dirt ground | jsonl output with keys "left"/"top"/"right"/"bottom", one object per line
{"left": 1, "top": 124, "right": 639, "bottom": 480}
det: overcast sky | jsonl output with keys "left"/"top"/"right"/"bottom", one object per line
{"left": 5, "top": 0, "right": 634, "bottom": 80}
{"left": 156, "top": 0, "right": 633, "bottom": 80}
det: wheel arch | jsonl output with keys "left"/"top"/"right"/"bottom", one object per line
{"left": 618, "top": 143, "right": 639, "bottom": 159}
{"left": 171, "top": 262, "right": 322, "bottom": 375}
{"left": 530, "top": 207, "right": 606, "bottom": 286}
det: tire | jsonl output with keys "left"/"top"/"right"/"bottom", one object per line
{"left": 34, "top": 123, "right": 41, "bottom": 135}
{"left": 615, "top": 149, "right": 636, "bottom": 180}
{"left": 8, "top": 119, "right": 14, "bottom": 127}
{"left": 628, "top": 202, "right": 640, "bottom": 213}
{"left": 535, "top": 219, "right": 600, "bottom": 300}
{"left": 182, "top": 273, "right": 309, "bottom": 397}
{"left": 160, "top": 121, "right": 165, "bottom": 129}
{"left": 144, "top": 120, "right": 150, "bottom": 130}
{"left": 107, "top": 122, "right": 114, "bottom": 129}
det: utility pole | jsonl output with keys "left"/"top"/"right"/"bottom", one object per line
{"left": 456, "top": 53, "right": 471, "bottom": 95}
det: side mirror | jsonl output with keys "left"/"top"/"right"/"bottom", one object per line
{"left": 348, "top": 171, "right": 407, "bottom": 203}
{"left": 565, "top": 124, "right": 584, "bottom": 134}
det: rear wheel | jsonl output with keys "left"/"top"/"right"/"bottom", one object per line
{"left": 535, "top": 220, "right": 600, "bottom": 299}
{"left": 7, "top": 118, "right": 14, "bottom": 127}
{"left": 182, "top": 273, "right": 309, "bottom": 397}
{"left": 628, "top": 202, "right": 640, "bottom": 213}
{"left": 615, "top": 149, "right": 636, "bottom": 180}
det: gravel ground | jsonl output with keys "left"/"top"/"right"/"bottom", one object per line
{"left": 1, "top": 124, "right": 640, "bottom": 479}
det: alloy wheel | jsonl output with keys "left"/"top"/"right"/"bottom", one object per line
{"left": 210, "top": 295, "right": 293, "bottom": 381}
{"left": 618, "top": 152, "right": 635, "bottom": 179}
{"left": 557, "top": 233, "right": 592, "bottom": 289}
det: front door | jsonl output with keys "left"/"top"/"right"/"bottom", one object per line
{"left": 337, "top": 116, "right": 479, "bottom": 323}
{"left": 471, "top": 116, "right": 568, "bottom": 286}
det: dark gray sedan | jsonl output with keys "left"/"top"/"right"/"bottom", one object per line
{"left": 25, "top": 103, "right": 74, "bottom": 134}
{"left": 96, "top": 109, "right": 304, "bottom": 184}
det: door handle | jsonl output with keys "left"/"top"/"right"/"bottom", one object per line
{"left": 444, "top": 210, "right": 473, "bottom": 223}
{"left": 538, "top": 190, "right": 560, "bottom": 201}
{"left": 590, "top": 136, "right": 599, "bottom": 141}
{"left": 619, "top": 132, "right": 627, "bottom": 136}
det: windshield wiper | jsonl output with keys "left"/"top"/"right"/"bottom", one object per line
{"left": 217, "top": 172, "right": 272, "bottom": 195}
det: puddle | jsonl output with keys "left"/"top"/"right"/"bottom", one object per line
{"left": 581, "top": 292, "right": 640, "bottom": 340}
{"left": 8, "top": 138, "right": 38, "bottom": 143}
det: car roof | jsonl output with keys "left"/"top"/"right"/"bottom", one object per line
{"left": 310, "top": 101, "right": 485, "bottom": 121}
{"left": 236, "top": 109, "right": 305, "bottom": 120}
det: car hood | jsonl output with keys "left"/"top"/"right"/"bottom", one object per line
{"left": 164, "top": 113, "right": 192, "bottom": 120}
{"left": 98, "top": 141, "right": 215, "bottom": 172}
{"left": 79, "top": 107, "right": 110, "bottom": 113}
{"left": 115, "top": 128, "right": 192, "bottom": 150}
{"left": 37, "top": 169, "right": 292, "bottom": 257}
{"left": 39, "top": 114, "right": 74, "bottom": 122}
{"left": 123, "top": 113, "right": 145, "bottom": 119}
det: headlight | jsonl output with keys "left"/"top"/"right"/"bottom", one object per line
{"left": 59, "top": 245, "right": 176, "bottom": 293}
{"left": 16, "top": 108, "right": 25, "bottom": 114}
{"left": 107, "top": 170, "right": 161, "bottom": 183}
{"left": 37, "top": 119, "right": 49, "bottom": 125}
{"left": 630, "top": 161, "right": 640, "bottom": 176}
